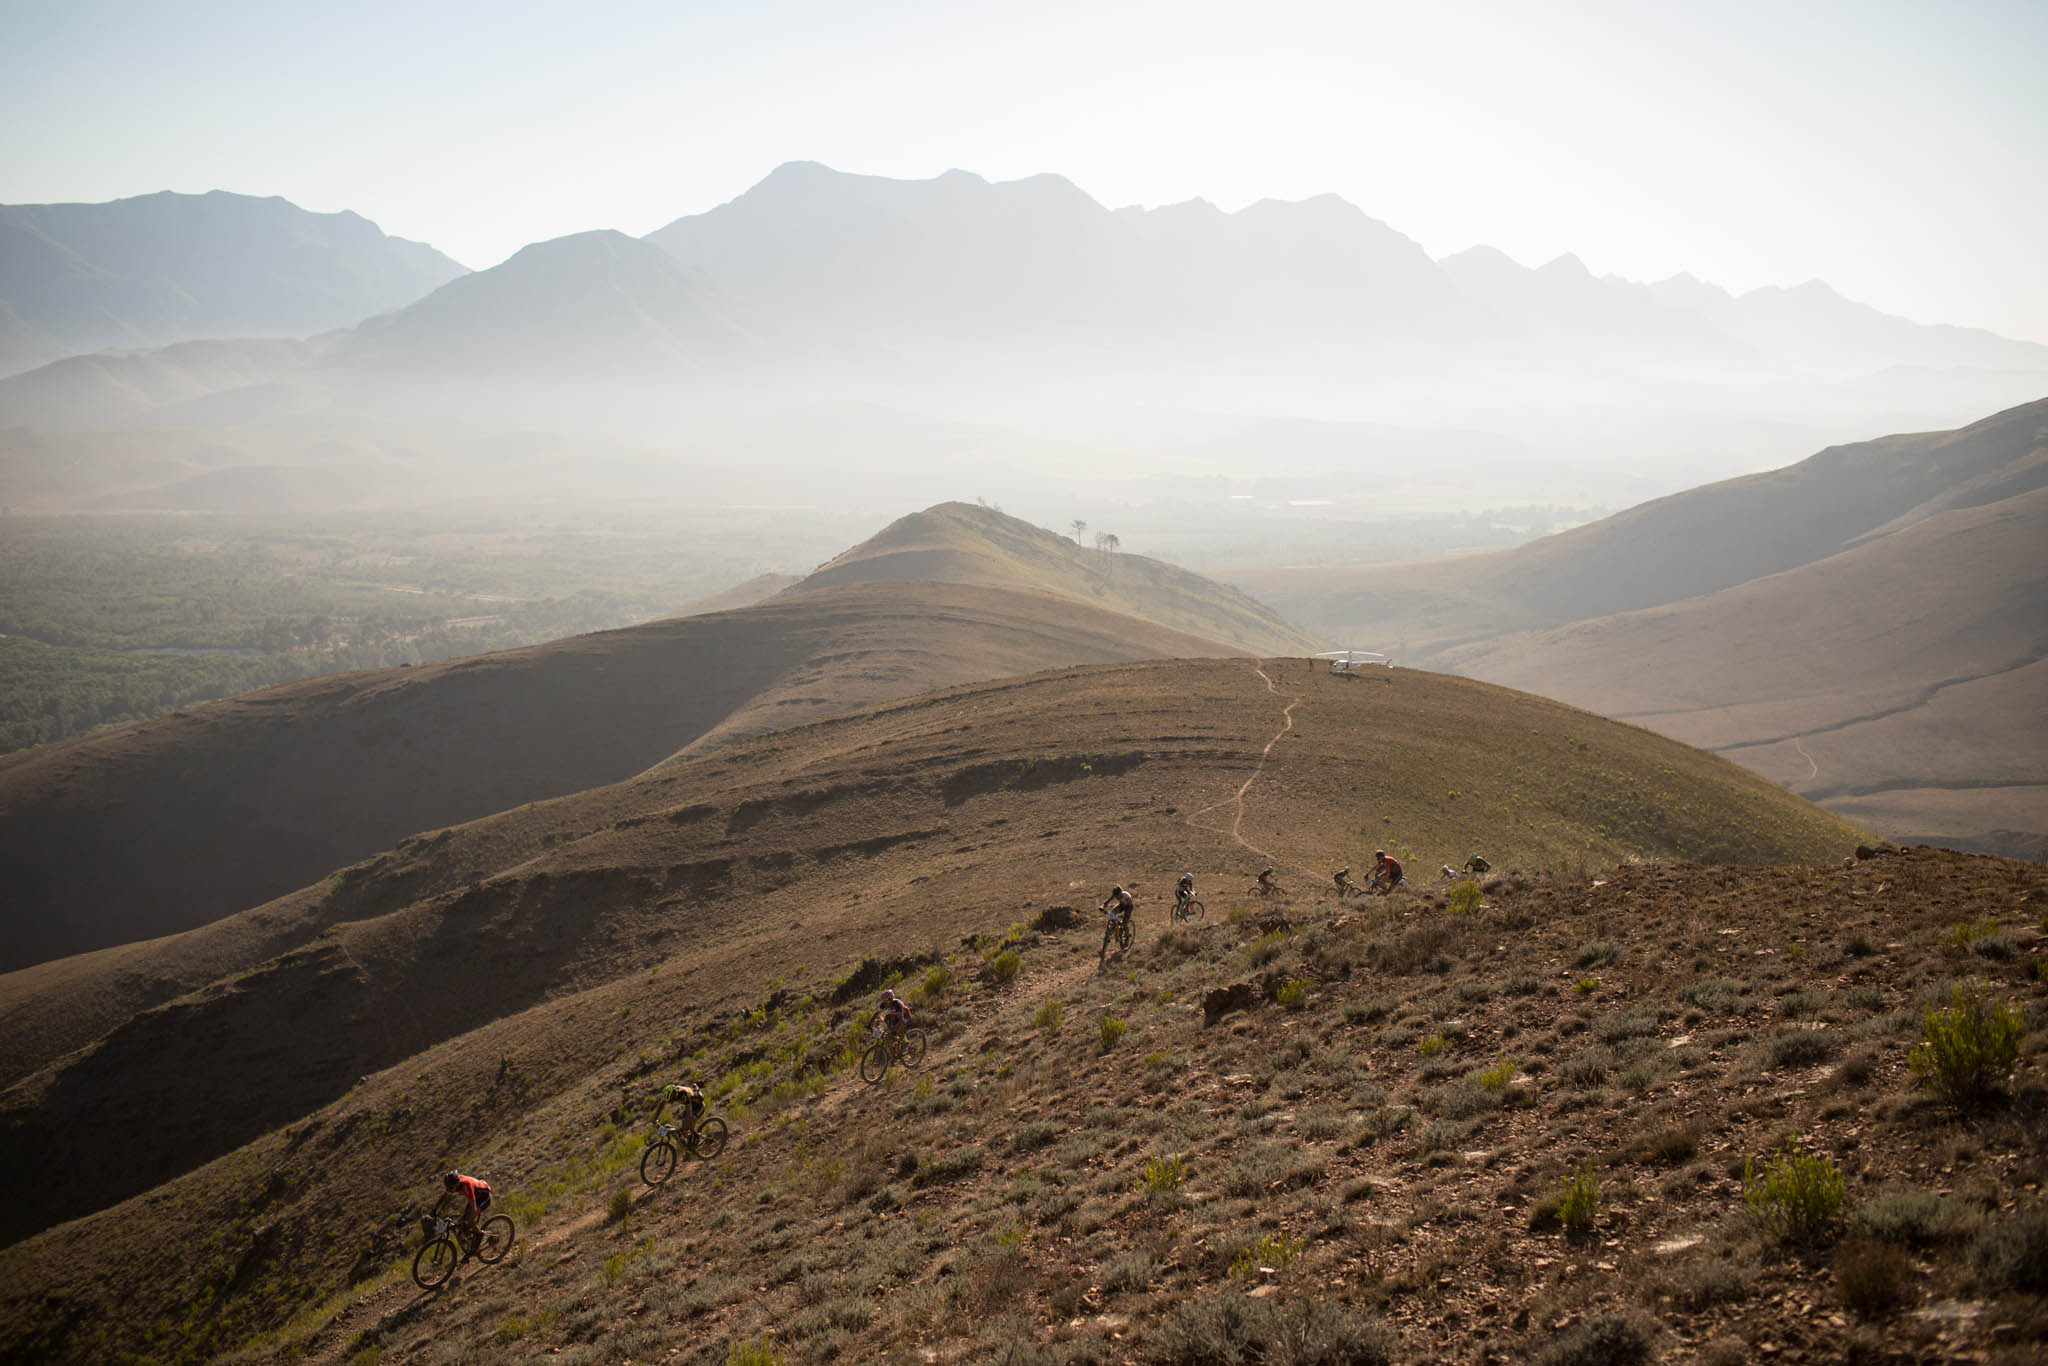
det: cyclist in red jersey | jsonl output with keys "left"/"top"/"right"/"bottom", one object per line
{"left": 435, "top": 1170, "right": 492, "bottom": 1240}
{"left": 1371, "top": 850, "right": 1404, "bottom": 893}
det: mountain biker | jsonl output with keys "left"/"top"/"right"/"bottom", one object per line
{"left": 1100, "top": 884, "right": 1135, "bottom": 956}
{"left": 435, "top": 1170, "right": 492, "bottom": 1242}
{"left": 1333, "top": 867, "right": 1357, "bottom": 896}
{"left": 1255, "top": 867, "right": 1279, "bottom": 896}
{"left": 871, "top": 988, "right": 911, "bottom": 1042}
{"left": 1440, "top": 863, "right": 1458, "bottom": 880}
{"left": 656, "top": 1081, "right": 706, "bottom": 1144}
{"left": 1174, "top": 873, "right": 1195, "bottom": 915}
{"left": 1464, "top": 853, "right": 1491, "bottom": 876}
{"left": 1371, "top": 850, "right": 1403, "bottom": 892}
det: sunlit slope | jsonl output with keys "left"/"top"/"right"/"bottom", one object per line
{"left": 0, "top": 579, "right": 1238, "bottom": 972}
{"left": 789, "top": 501, "right": 1323, "bottom": 655}
{"left": 0, "top": 657, "right": 1864, "bottom": 1250}
{"left": 1239, "top": 396, "right": 2048, "bottom": 659}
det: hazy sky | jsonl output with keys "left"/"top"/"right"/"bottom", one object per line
{"left": 5, "top": 0, "right": 2044, "bottom": 341}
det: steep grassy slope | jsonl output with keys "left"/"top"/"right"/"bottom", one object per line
{"left": 5, "top": 835, "right": 2040, "bottom": 1363}
{"left": 788, "top": 502, "right": 1323, "bottom": 656}
{"left": 0, "top": 577, "right": 1239, "bottom": 972}
{"left": 0, "top": 658, "right": 1862, "bottom": 1251}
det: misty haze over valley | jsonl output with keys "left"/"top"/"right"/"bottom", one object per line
{"left": 4, "top": 4, "right": 2046, "bottom": 1361}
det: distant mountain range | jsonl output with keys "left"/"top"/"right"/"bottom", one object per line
{"left": 3, "top": 166, "right": 2043, "bottom": 424}
{"left": 1237, "top": 397, "right": 2048, "bottom": 858}
{"left": 0, "top": 190, "right": 467, "bottom": 377}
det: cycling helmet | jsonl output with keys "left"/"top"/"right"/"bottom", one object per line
{"left": 1374, "top": 850, "right": 1387, "bottom": 859}
{"left": 443, "top": 1171, "right": 459, "bottom": 1188}
{"left": 881, "top": 988, "right": 898, "bottom": 1002}
{"left": 1112, "top": 884, "right": 1124, "bottom": 894}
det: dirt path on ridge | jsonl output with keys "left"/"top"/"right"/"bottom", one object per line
{"left": 1183, "top": 661, "right": 1313, "bottom": 883}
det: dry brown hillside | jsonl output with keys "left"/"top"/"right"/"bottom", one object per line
{"left": 0, "top": 560, "right": 1265, "bottom": 971}
{"left": 1234, "top": 399, "right": 2048, "bottom": 858}
{"left": 4, "top": 812, "right": 2040, "bottom": 1361}
{"left": 0, "top": 658, "right": 1860, "bottom": 1252}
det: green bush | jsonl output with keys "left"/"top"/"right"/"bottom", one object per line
{"left": 1558, "top": 1160, "right": 1601, "bottom": 1235}
{"left": 1137, "top": 1153, "right": 1186, "bottom": 1194}
{"left": 1034, "top": 997, "right": 1064, "bottom": 1033}
{"left": 605, "top": 1187, "right": 632, "bottom": 1224}
{"left": 1908, "top": 982, "right": 2022, "bottom": 1107}
{"left": 1098, "top": 1015, "right": 1127, "bottom": 1051}
{"left": 1851, "top": 1188, "right": 1982, "bottom": 1246}
{"left": 988, "top": 948, "right": 1022, "bottom": 983}
{"left": 726, "top": 1340, "right": 787, "bottom": 1366}
{"left": 1227, "top": 1231, "right": 1304, "bottom": 1278}
{"left": 1275, "top": 978, "right": 1310, "bottom": 1011}
{"left": 1475, "top": 1056, "right": 1518, "bottom": 1093}
{"left": 1446, "top": 881, "right": 1482, "bottom": 915}
{"left": 1745, "top": 1139, "right": 1845, "bottom": 1243}
{"left": 918, "top": 964, "right": 953, "bottom": 998}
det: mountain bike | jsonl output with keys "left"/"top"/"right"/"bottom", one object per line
{"left": 1171, "top": 893, "right": 1205, "bottom": 923}
{"left": 1100, "top": 910, "right": 1134, "bottom": 958}
{"left": 640, "top": 1113, "right": 731, "bottom": 1185}
{"left": 413, "top": 1209, "right": 514, "bottom": 1289}
{"left": 859, "top": 1022, "right": 928, "bottom": 1083}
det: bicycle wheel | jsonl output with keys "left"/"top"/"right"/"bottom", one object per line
{"left": 860, "top": 1041, "right": 891, "bottom": 1084}
{"left": 691, "top": 1117, "right": 729, "bottom": 1159}
{"left": 1184, "top": 898, "right": 1205, "bottom": 922}
{"left": 899, "top": 1028, "right": 928, "bottom": 1068}
{"left": 475, "top": 1214, "right": 514, "bottom": 1264}
{"left": 1116, "top": 923, "right": 1133, "bottom": 951}
{"left": 640, "top": 1140, "right": 679, "bottom": 1186}
{"left": 413, "top": 1235, "right": 460, "bottom": 1290}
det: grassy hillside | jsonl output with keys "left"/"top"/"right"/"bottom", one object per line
{"left": 0, "top": 658, "right": 1864, "bottom": 1250}
{"left": 791, "top": 502, "right": 1324, "bottom": 657}
{"left": 5, "top": 835, "right": 2041, "bottom": 1363}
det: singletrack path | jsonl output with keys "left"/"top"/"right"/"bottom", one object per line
{"left": 1184, "top": 661, "right": 1309, "bottom": 878}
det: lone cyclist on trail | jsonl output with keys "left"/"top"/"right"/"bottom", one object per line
{"left": 1254, "top": 867, "right": 1280, "bottom": 896}
{"left": 1100, "top": 884, "right": 1136, "bottom": 957}
{"left": 657, "top": 1080, "right": 706, "bottom": 1145}
{"left": 871, "top": 988, "right": 911, "bottom": 1042}
{"left": 434, "top": 1170, "right": 492, "bottom": 1243}
{"left": 1175, "top": 872, "right": 1195, "bottom": 913}
{"left": 1371, "top": 850, "right": 1404, "bottom": 893}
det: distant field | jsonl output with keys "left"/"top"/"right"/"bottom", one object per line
{"left": 0, "top": 508, "right": 859, "bottom": 752}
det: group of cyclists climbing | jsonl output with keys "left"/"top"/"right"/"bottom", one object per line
{"left": 425, "top": 846, "right": 1494, "bottom": 1286}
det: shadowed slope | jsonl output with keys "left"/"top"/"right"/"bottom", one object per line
{"left": 0, "top": 579, "right": 1239, "bottom": 972}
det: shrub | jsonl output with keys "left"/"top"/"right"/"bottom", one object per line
{"left": 1034, "top": 998, "right": 1065, "bottom": 1033}
{"left": 1633, "top": 1125, "right": 1700, "bottom": 1166}
{"left": 1597, "top": 1004, "right": 1660, "bottom": 1043}
{"left": 1247, "top": 929, "right": 1292, "bottom": 967}
{"left": 1275, "top": 978, "right": 1310, "bottom": 1011}
{"left": 1909, "top": 982, "right": 2022, "bottom": 1107}
{"left": 1532, "top": 1312, "right": 1655, "bottom": 1366}
{"left": 1011, "top": 1121, "right": 1058, "bottom": 1153}
{"left": 726, "top": 1341, "right": 787, "bottom": 1366}
{"left": 1447, "top": 881, "right": 1482, "bottom": 915}
{"left": 913, "top": 1145, "right": 984, "bottom": 1187}
{"left": 1137, "top": 1154, "right": 1186, "bottom": 1195}
{"left": 1744, "top": 1139, "right": 1845, "bottom": 1243}
{"left": 1417, "top": 1032, "right": 1448, "bottom": 1058}
{"left": 1228, "top": 1231, "right": 1303, "bottom": 1277}
{"left": 988, "top": 949, "right": 1022, "bottom": 983}
{"left": 1146, "top": 1294, "right": 1393, "bottom": 1366}
{"left": 1574, "top": 977, "right": 1598, "bottom": 995}
{"left": 1574, "top": 939, "right": 1622, "bottom": 968}
{"left": 1475, "top": 1056, "right": 1518, "bottom": 1093}
{"left": 1852, "top": 1188, "right": 1981, "bottom": 1246}
{"left": 1836, "top": 1238, "right": 1913, "bottom": 1319}
{"left": 1101, "top": 1252, "right": 1157, "bottom": 1294}
{"left": 919, "top": 964, "right": 953, "bottom": 998}
{"left": 1768, "top": 1028, "right": 1839, "bottom": 1069}
{"left": 1098, "top": 1015, "right": 1128, "bottom": 1051}
{"left": 605, "top": 1188, "right": 632, "bottom": 1224}
{"left": 1562, "top": 1045, "right": 1612, "bottom": 1086}
{"left": 1558, "top": 1160, "right": 1601, "bottom": 1235}
{"left": 1971, "top": 1207, "right": 2048, "bottom": 1293}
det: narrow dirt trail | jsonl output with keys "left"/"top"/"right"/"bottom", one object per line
{"left": 1791, "top": 736, "right": 1821, "bottom": 783}
{"left": 1184, "top": 661, "right": 1310, "bottom": 879}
